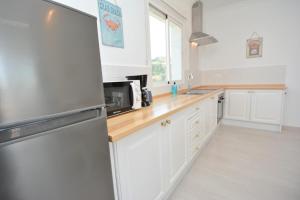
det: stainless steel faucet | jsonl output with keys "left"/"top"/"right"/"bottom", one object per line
{"left": 187, "top": 73, "right": 194, "bottom": 93}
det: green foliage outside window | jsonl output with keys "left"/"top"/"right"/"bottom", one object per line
{"left": 152, "top": 57, "right": 167, "bottom": 82}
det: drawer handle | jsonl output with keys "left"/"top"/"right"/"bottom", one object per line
{"left": 195, "top": 134, "right": 200, "bottom": 138}
{"left": 195, "top": 121, "right": 199, "bottom": 124}
{"left": 195, "top": 107, "right": 200, "bottom": 111}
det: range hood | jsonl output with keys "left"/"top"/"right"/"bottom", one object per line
{"left": 190, "top": 1, "right": 217, "bottom": 47}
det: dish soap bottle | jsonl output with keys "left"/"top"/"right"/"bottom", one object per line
{"left": 171, "top": 82, "right": 178, "bottom": 96}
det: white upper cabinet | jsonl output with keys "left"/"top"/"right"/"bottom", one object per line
{"left": 115, "top": 123, "right": 165, "bottom": 200}
{"left": 224, "top": 90, "right": 251, "bottom": 121}
{"left": 250, "top": 90, "right": 284, "bottom": 124}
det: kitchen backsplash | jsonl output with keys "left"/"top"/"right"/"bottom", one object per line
{"left": 102, "top": 65, "right": 151, "bottom": 82}
{"left": 199, "top": 65, "right": 286, "bottom": 85}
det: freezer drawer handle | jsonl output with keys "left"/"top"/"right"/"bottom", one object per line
{"left": 0, "top": 108, "right": 105, "bottom": 144}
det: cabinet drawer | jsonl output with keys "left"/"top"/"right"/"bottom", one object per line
{"left": 190, "top": 127, "right": 203, "bottom": 141}
{"left": 191, "top": 129, "right": 204, "bottom": 151}
{"left": 191, "top": 140, "right": 201, "bottom": 157}
{"left": 190, "top": 116, "right": 202, "bottom": 130}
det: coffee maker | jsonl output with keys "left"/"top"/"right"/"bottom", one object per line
{"left": 126, "top": 75, "right": 152, "bottom": 107}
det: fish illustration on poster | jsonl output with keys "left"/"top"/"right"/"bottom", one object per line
{"left": 98, "top": 0, "right": 124, "bottom": 48}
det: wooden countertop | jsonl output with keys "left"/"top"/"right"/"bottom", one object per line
{"left": 107, "top": 89, "right": 223, "bottom": 142}
{"left": 195, "top": 83, "right": 287, "bottom": 90}
{"left": 107, "top": 83, "right": 287, "bottom": 142}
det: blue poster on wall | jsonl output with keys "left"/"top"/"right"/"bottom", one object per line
{"left": 98, "top": 0, "right": 124, "bottom": 48}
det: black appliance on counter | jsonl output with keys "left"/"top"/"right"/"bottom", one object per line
{"left": 126, "top": 75, "right": 153, "bottom": 107}
{"left": 103, "top": 81, "right": 133, "bottom": 116}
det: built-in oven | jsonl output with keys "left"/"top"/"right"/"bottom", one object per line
{"left": 104, "top": 81, "right": 142, "bottom": 117}
{"left": 217, "top": 93, "right": 225, "bottom": 124}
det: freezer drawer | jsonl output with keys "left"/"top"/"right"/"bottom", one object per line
{"left": 0, "top": 117, "right": 115, "bottom": 200}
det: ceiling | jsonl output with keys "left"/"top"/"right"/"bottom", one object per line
{"left": 196, "top": 0, "right": 247, "bottom": 9}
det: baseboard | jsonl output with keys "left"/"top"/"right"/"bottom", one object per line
{"left": 282, "top": 126, "right": 300, "bottom": 132}
{"left": 222, "top": 119, "right": 282, "bottom": 132}
{"left": 163, "top": 162, "right": 191, "bottom": 200}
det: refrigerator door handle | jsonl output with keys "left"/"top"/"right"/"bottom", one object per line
{"left": 0, "top": 107, "right": 107, "bottom": 144}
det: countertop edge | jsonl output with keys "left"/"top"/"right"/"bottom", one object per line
{"left": 195, "top": 84, "right": 287, "bottom": 90}
{"left": 108, "top": 89, "right": 223, "bottom": 142}
{"left": 108, "top": 84, "right": 287, "bottom": 142}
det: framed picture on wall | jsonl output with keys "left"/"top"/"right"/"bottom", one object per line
{"left": 98, "top": 0, "right": 124, "bottom": 48}
{"left": 246, "top": 35, "right": 263, "bottom": 58}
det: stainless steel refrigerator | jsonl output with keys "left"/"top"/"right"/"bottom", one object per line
{"left": 0, "top": 0, "right": 115, "bottom": 199}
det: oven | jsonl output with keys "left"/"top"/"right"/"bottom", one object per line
{"left": 217, "top": 93, "right": 225, "bottom": 124}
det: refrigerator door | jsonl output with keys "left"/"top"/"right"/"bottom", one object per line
{"left": 0, "top": 0, "right": 104, "bottom": 126}
{"left": 0, "top": 116, "right": 115, "bottom": 200}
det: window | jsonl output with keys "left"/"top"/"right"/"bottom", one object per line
{"left": 149, "top": 6, "right": 183, "bottom": 85}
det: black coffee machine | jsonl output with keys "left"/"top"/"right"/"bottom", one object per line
{"left": 126, "top": 75, "right": 152, "bottom": 107}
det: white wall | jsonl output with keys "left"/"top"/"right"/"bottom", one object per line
{"left": 54, "top": 0, "right": 196, "bottom": 93}
{"left": 53, "top": 0, "right": 149, "bottom": 82}
{"left": 198, "top": 0, "right": 300, "bottom": 127}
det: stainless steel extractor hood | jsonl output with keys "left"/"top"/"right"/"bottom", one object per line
{"left": 190, "top": 1, "right": 217, "bottom": 47}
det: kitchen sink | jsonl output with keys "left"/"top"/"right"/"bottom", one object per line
{"left": 183, "top": 89, "right": 216, "bottom": 95}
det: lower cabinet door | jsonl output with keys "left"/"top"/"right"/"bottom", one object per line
{"left": 115, "top": 123, "right": 165, "bottom": 200}
{"left": 210, "top": 95, "right": 218, "bottom": 130}
{"left": 166, "top": 111, "right": 188, "bottom": 187}
{"left": 203, "top": 99, "right": 211, "bottom": 135}
{"left": 224, "top": 90, "right": 251, "bottom": 121}
{"left": 250, "top": 90, "right": 283, "bottom": 124}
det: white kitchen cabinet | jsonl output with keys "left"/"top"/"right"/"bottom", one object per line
{"left": 224, "top": 90, "right": 251, "bottom": 121}
{"left": 188, "top": 94, "right": 219, "bottom": 161}
{"left": 112, "top": 111, "right": 189, "bottom": 200}
{"left": 202, "top": 100, "right": 211, "bottom": 136}
{"left": 250, "top": 90, "right": 284, "bottom": 124}
{"left": 223, "top": 89, "right": 285, "bottom": 131}
{"left": 207, "top": 96, "right": 218, "bottom": 133}
{"left": 111, "top": 95, "right": 220, "bottom": 200}
{"left": 165, "top": 111, "right": 188, "bottom": 188}
{"left": 113, "top": 122, "right": 165, "bottom": 200}
{"left": 212, "top": 96, "right": 218, "bottom": 129}
{"left": 188, "top": 110, "right": 205, "bottom": 160}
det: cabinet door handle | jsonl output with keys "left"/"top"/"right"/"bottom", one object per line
{"left": 195, "top": 107, "right": 200, "bottom": 111}
{"left": 195, "top": 120, "right": 200, "bottom": 124}
{"left": 166, "top": 119, "right": 171, "bottom": 124}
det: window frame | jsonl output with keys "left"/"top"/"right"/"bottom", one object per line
{"left": 148, "top": 4, "right": 184, "bottom": 87}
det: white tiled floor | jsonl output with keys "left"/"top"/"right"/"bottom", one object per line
{"left": 169, "top": 125, "right": 300, "bottom": 200}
